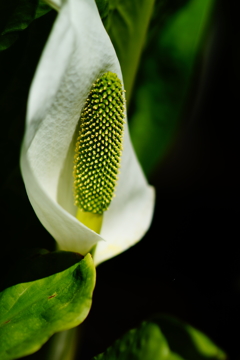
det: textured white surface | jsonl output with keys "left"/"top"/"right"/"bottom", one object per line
{"left": 21, "top": 0, "right": 155, "bottom": 265}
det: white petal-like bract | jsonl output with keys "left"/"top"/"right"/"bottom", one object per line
{"left": 21, "top": 0, "right": 154, "bottom": 265}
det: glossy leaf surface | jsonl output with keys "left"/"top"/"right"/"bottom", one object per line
{"left": 0, "top": 253, "right": 95, "bottom": 360}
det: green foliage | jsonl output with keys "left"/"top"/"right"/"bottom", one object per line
{"left": 93, "top": 315, "right": 226, "bottom": 360}
{"left": 0, "top": 0, "right": 51, "bottom": 51}
{"left": 0, "top": 253, "right": 96, "bottom": 360}
{"left": 95, "top": 0, "right": 109, "bottom": 21}
{"left": 152, "top": 315, "right": 226, "bottom": 360}
{"left": 35, "top": 0, "right": 52, "bottom": 19}
{"left": 129, "top": 0, "right": 215, "bottom": 175}
{"left": 104, "top": 0, "right": 155, "bottom": 102}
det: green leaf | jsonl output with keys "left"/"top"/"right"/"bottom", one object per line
{"left": 0, "top": 0, "right": 37, "bottom": 51}
{"left": 0, "top": 0, "right": 51, "bottom": 51}
{"left": 152, "top": 315, "right": 226, "bottom": 360}
{"left": 92, "top": 315, "right": 226, "bottom": 360}
{"left": 35, "top": 0, "right": 52, "bottom": 19}
{"left": 0, "top": 253, "right": 96, "bottom": 360}
{"left": 93, "top": 321, "right": 183, "bottom": 360}
{"left": 129, "top": 0, "right": 215, "bottom": 175}
{"left": 104, "top": 0, "right": 155, "bottom": 102}
{"left": 95, "top": 0, "right": 109, "bottom": 21}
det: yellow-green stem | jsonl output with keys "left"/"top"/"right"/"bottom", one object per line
{"left": 76, "top": 208, "right": 103, "bottom": 234}
{"left": 45, "top": 328, "right": 79, "bottom": 360}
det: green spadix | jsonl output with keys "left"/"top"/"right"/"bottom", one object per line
{"left": 74, "top": 72, "right": 125, "bottom": 233}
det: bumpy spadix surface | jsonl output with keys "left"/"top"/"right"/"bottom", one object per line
{"left": 74, "top": 72, "right": 124, "bottom": 214}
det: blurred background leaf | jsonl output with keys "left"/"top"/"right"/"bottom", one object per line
{"left": 35, "top": 0, "right": 52, "bottom": 19}
{"left": 0, "top": 0, "right": 51, "bottom": 51}
{"left": 93, "top": 321, "right": 183, "bottom": 360}
{"left": 151, "top": 315, "right": 226, "bottom": 360}
{"left": 95, "top": 0, "right": 109, "bottom": 21}
{"left": 93, "top": 315, "right": 226, "bottom": 360}
{"left": 104, "top": 0, "right": 155, "bottom": 102}
{"left": 128, "top": 0, "right": 215, "bottom": 176}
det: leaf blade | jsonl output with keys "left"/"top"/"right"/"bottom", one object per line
{"left": 129, "top": 0, "right": 215, "bottom": 175}
{"left": 92, "top": 315, "right": 226, "bottom": 360}
{"left": 105, "top": 0, "right": 155, "bottom": 102}
{"left": 0, "top": 0, "right": 52, "bottom": 51}
{"left": 0, "top": 253, "right": 95, "bottom": 360}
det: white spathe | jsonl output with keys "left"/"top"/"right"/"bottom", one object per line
{"left": 21, "top": 0, "right": 154, "bottom": 265}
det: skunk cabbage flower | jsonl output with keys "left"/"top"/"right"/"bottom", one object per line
{"left": 20, "top": 0, "right": 154, "bottom": 265}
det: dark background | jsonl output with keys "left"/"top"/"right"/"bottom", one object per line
{"left": 0, "top": 0, "right": 239, "bottom": 359}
